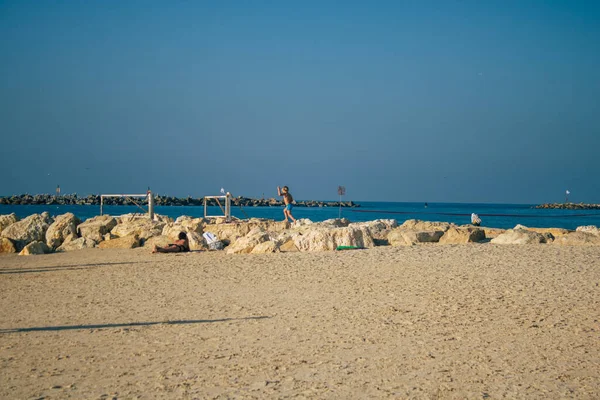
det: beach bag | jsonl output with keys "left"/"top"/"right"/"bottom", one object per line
{"left": 203, "top": 232, "right": 224, "bottom": 250}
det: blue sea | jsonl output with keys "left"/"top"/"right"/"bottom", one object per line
{"left": 1, "top": 202, "right": 600, "bottom": 230}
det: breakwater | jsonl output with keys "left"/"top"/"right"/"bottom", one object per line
{"left": 536, "top": 203, "right": 600, "bottom": 210}
{"left": 0, "top": 194, "right": 359, "bottom": 208}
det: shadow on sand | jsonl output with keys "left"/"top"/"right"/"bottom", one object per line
{"left": 0, "top": 261, "right": 152, "bottom": 275}
{"left": 0, "top": 316, "right": 271, "bottom": 334}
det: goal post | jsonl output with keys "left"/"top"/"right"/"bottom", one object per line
{"left": 100, "top": 191, "right": 154, "bottom": 219}
{"left": 204, "top": 193, "right": 231, "bottom": 222}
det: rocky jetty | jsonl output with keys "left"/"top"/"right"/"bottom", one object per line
{"left": 3, "top": 210, "right": 600, "bottom": 256}
{"left": 0, "top": 194, "right": 359, "bottom": 208}
{"left": 536, "top": 202, "right": 600, "bottom": 210}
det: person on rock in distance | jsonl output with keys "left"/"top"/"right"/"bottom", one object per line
{"left": 277, "top": 186, "right": 296, "bottom": 223}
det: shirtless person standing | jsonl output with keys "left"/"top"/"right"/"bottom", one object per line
{"left": 277, "top": 186, "right": 296, "bottom": 222}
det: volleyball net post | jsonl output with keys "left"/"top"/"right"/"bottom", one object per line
{"left": 100, "top": 191, "right": 154, "bottom": 219}
{"left": 204, "top": 192, "right": 232, "bottom": 222}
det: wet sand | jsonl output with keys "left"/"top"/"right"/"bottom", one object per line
{"left": 1, "top": 244, "right": 599, "bottom": 399}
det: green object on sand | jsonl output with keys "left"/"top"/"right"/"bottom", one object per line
{"left": 335, "top": 245, "right": 363, "bottom": 251}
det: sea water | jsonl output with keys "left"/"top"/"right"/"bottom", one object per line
{"left": 1, "top": 202, "right": 600, "bottom": 230}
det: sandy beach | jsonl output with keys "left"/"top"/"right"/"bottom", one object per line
{"left": 1, "top": 244, "right": 599, "bottom": 399}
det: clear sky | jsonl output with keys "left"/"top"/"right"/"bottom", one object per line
{"left": 1, "top": 1, "right": 599, "bottom": 203}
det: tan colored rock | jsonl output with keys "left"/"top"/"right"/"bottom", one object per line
{"left": 143, "top": 235, "right": 172, "bottom": 249}
{"left": 251, "top": 241, "right": 280, "bottom": 254}
{"left": 0, "top": 213, "right": 19, "bottom": 233}
{"left": 1, "top": 213, "right": 53, "bottom": 251}
{"left": 349, "top": 219, "right": 398, "bottom": 241}
{"left": 0, "top": 237, "right": 17, "bottom": 254}
{"left": 205, "top": 220, "right": 289, "bottom": 246}
{"left": 226, "top": 228, "right": 270, "bottom": 254}
{"left": 320, "top": 218, "right": 351, "bottom": 227}
{"left": 45, "top": 213, "right": 80, "bottom": 249}
{"left": 18, "top": 241, "right": 50, "bottom": 256}
{"left": 576, "top": 225, "right": 600, "bottom": 236}
{"left": 439, "top": 226, "right": 486, "bottom": 244}
{"left": 56, "top": 237, "right": 96, "bottom": 252}
{"left": 491, "top": 229, "right": 550, "bottom": 245}
{"left": 78, "top": 216, "right": 118, "bottom": 243}
{"left": 187, "top": 231, "right": 207, "bottom": 251}
{"left": 513, "top": 224, "right": 571, "bottom": 237}
{"left": 387, "top": 229, "right": 413, "bottom": 246}
{"left": 399, "top": 219, "right": 451, "bottom": 232}
{"left": 279, "top": 238, "right": 299, "bottom": 252}
{"left": 552, "top": 231, "right": 600, "bottom": 246}
{"left": 111, "top": 218, "right": 165, "bottom": 241}
{"left": 98, "top": 235, "right": 140, "bottom": 249}
{"left": 292, "top": 226, "right": 375, "bottom": 252}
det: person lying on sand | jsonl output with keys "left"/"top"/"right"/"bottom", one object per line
{"left": 152, "top": 232, "right": 190, "bottom": 253}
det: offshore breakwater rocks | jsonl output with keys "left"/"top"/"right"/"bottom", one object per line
{"left": 0, "top": 194, "right": 360, "bottom": 208}
{"left": 536, "top": 202, "right": 600, "bottom": 210}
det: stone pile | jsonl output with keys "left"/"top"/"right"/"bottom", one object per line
{"left": 2, "top": 213, "right": 600, "bottom": 256}
{"left": 0, "top": 194, "right": 360, "bottom": 208}
{"left": 536, "top": 202, "right": 600, "bottom": 210}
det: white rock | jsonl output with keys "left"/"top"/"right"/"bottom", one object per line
{"left": 1, "top": 214, "right": 53, "bottom": 251}
{"left": 78, "top": 216, "right": 118, "bottom": 243}
{"left": 56, "top": 237, "right": 96, "bottom": 252}
{"left": 45, "top": 213, "right": 80, "bottom": 249}
{"left": 491, "top": 229, "right": 550, "bottom": 244}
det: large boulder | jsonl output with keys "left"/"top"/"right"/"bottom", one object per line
{"left": 251, "top": 241, "right": 280, "bottom": 254}
{"left": 78, "top": 216, "right": 118, "bottom": 243}
{"left": 1, "top": 213, "right": 53, "bottom": 251}
{"left": 204, "top": 219, "right": 289, "bottom": 246}
{"left": 576, "top": 225, "right": 600, "bottom": 237}
{"left": 292, "top": 226, "right": 374, "bottom": 252}
{"left": 98, "top": 235, "right": 140, "bottom": 249}
{"left": 319, "top": 218, "right": 351, "bottom": 228}
{"left": 56, "top": 237, "right": 96, "bottom": 252}
{"left": 399, "top": 219, "right": 451, "bottom": 232}
{"left": 491, "top": 229, "right": 551, "bottom": 244}
{"left": 513, "top": 224, "right": 571, "bottom": 237}
{"left": 45, "top": 213, "right": 80, "bottom": 249}
{"left": 387, "top": 228, "right": 445, "bottom": 246}
{"left": 226, "top": 228, "right": 271, "bottom": 254}
{"left": 0, "top": 237, "right": 17, "bottom": 254}
{"left": 19, "top": 241, "right": 51, "bottom": 256}
{"left": 111, "top": 218, "right": 165, "bottom": 242}
{"left": 552, "top": 231, "right": 600, "bottom": 246}
{"left": 143, "top": 235, "right": 172, "bottom": 249}
{"left": 439, "top": 226, "right": 486, "bottom": 244}
{"left": 0, "top": 213, "right": 19, "bottom": 233}
{"left": 349, "top": 219, "right": 398, "bottom": 243}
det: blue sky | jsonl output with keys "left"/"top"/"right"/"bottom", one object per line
{"left": 1, "top": 1, "right": 599, "bottom": 203}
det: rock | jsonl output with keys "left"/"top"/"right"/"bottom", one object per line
{"left": 187, "top": 231, "right": 207, "bottom": 251}
{"left": 513, "top": 224, "right": 571, "bottom": 237}
{"left": 292, "top": 226, "right": 375, "bottom": 252}
{"left": 98, "top": 235, "right": 140, "bottom": 249}
{"left": 56, "top": 237, "right": 96, "bottom": 252}
{"left": 349, "top": 219, "right": 397, "bottom": 243}
{"left": 111, "top": 218, "right": 165, "bottom": 241}
{"left": 0, "top": 213, "right": 19, "bottom": 233}
{"left": 387, "top": 227, "right": 445, "bottom": 246}
{"left": 576, "top": 225, "right": 600, "bottom": 237}
{"left": 320, "top": 218, "right": 351, "bottom": 228}
{"left": 19, "top": 241, "right": 50, "bottom": 255}
{"left": 0, "top": 237, "right": 17, "bottom": 254}
{"left": 78, "top": 216, "right": 118, "bottom": 243}
{"left": 1, "top": 213, "right": 53, "bottom": 251}
{"left": 143, "top": 235, "right": 172, "bottom": 249}
{"left": 204, "top": 219, "right": 288, "bottom": 246}
{"left": 45, "top": 213, "right": 80, "bottom": 249}
{"left": 491, "top": 229, "right": 550, "bottom": 244}
{"left": 251, "top": 241, "right": 280, "bottom": 254}
{"left": 552, "top": 231, "right": 600, "bottom": 245}
{"left": 399, "top": 219, "right": 452, "bottom": 232}
{"left": 387, "top": 229, "right": 413, "bottom": 246}
{"left": 226, "top": 228, "right": 270, "bottom": 254}
{"left": 439, "top": 226, "right": 486, "bottom": 244}
{"left": 279, "top": 237, "right": 299, "bottom": 252}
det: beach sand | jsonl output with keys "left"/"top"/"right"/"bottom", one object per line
{"left": 1, "top": 244, "right": 599, "bottom": 399}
